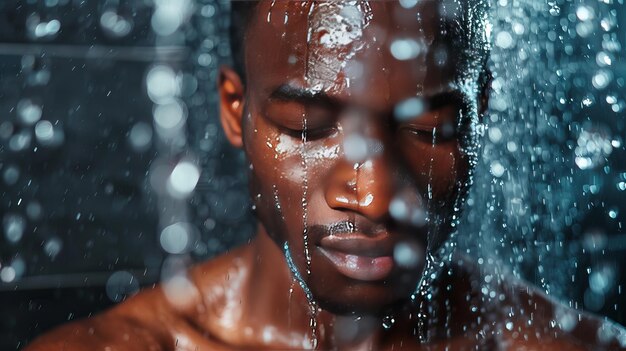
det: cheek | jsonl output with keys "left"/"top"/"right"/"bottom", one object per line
{"left": 244, "top": 120, "right": 341, "bottom": 233}
{"left": 250, "top": 134, "right": 331, "bottom": 191}
{"left": 401, "top": 142, "right": 467, "bottom": 202}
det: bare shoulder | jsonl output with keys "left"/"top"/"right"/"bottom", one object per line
{"left": 187, "top": 242, "right": 253, "bottom": 286}
{"left": 501, "top": 278, "right": 626, "bottom": 350}
{"left": 23, "top": 287, "right": 176, "bottom": 351}
{"left": 24, "top": 244, "right": 253, "bottom": 351}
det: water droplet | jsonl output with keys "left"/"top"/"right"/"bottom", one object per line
{"left": 3, "top": 166, "right": 20, "bottom": 185}
{"left": 394, "top": 97, "right": 425, "bottom": 121}
{"left": 490, "top": 161, "right": 506, "bottom": 178}
{"left": 100, "top": 10, "right": 133, "bottom": 38}
{"left": 128, "top": 122, "right": 153, "bottom": 152}
{"left": 576, "top": 6, "right": 594, "bottom": 22}
{"left": 167, "top": 160, "right": 199, "bottom": 198}
{"left": 592, "top": 70, "right": 612, "bottom": 90}
{"left": 34, "top": 120, "right": 54, "bottom": 143}
{"left": 44, "top": 237, "right": 63, "bottom": 259}
{"left": 399, "top": 0, "right": 418, "bottom": 9}
{"left": 146, "top": 65, "right": 180, "bottom": 104}
{"left": 343, "top": 133, "right": 368, "bottom": 162}
{"left": 3, "top": 214, "right": 25, "bottom": 243}
{"left": 574, "top": 125, "right": 612, "bottom": 170}
{"left": 382, "top": 315, "right": 395, "bottom": 329}
{"left": 0, "top": 266, "right": 16, "bottom": 283}
{"left": 151, "top": 0, "right": 191, "bottom": 36}
{"left": 394, "top": 241, "right": 422, "bottom": 268}
{"left": 160, "top": 222, "right": 192, "bottom": 254}
{"left": 17, "top": 99, "right": 42, "bottom": 125}
{"left": 495, "top": 31, "right": 514, "bottom": 49}
{"left": 390, "top": 38, "right": 422, "bottom": 60}
{"left": 106, "top": 271, "right": 139, "bottom": 302}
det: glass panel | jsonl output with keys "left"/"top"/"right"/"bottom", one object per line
{"left": 1, "top": 0, "right": 625, "bottom": 349}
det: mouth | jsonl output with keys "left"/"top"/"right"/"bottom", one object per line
{"left": 318, "top": 233, "right": 395, "bottom": 281}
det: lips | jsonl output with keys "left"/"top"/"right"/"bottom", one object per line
{"left": 319, "top": 233, "right": 395, "bottom": 281}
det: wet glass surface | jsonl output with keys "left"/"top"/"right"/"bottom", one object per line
{"left": 0, "top": 0, "right": 625, "bottom": 349}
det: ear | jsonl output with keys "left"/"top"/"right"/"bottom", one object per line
{"left": 218, "top": 66, "right": 245, "bottom": 148}
{"left": 478, "top": 68, "right": 492, "bottom": 118}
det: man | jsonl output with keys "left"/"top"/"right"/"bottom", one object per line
{"left": 26, "top": 1, "right": 626, "bottom": 350}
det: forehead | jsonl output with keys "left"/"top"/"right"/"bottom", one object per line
{"left": 244, "top": 0, "right": 469, "bottom": 108}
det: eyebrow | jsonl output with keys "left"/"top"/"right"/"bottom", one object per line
{"left": 269, "top": 84, "right": 340, "bottom": 109}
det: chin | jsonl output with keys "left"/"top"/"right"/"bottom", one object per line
{"left": 308, "top": 270, "right": 421, "bottom": 316}
{"left": 315, "top": 292, "right": 403, "bottom": 316}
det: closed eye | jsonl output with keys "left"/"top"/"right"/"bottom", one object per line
{"left": 399, "top": 120, "right": 457, "bottom": 143}
{"left": 399, "top": 125, "right": 438, "bottom": 142}
{"left": 283, "top": 125, "right": 338, "bottom": 141}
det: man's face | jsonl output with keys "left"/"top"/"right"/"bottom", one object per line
{"left": 237, "top": 1, "right": 483, "bottom": 314}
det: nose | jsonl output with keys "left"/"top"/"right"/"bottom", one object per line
{"left": 324, "top": 144, "right": 396, "bottom": 223}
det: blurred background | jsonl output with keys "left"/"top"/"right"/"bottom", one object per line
{"left": 0, "top": 0, "right": 254, "bottom": 348}
{"left": 0, "top": 0, "right": 625, "bottom": 349}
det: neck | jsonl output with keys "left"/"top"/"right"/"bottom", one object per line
{"left": 243, "top": 225, "right": 481, "bottom": 350}
{"left": 245, "top": 225, "right": 316, "bottom": 348}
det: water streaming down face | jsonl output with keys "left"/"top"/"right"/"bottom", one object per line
{"left": 244, "top": 0, "right": 490, "bottom": 344}
{"left": 299, "top": 85, "right": 318, "bottom": 347}
{"left": 2, "top": 0, "right": 626, "bottom": 348}
{"left": 242, "top": 0, "right": 626, "bottom": 346}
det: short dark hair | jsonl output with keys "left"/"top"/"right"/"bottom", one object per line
{"left": 229, "top": 1, "right": 258, "bottom": 80}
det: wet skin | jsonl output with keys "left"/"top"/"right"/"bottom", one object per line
{"left": 26, "top": 1, "right": 626, "bottom": 350}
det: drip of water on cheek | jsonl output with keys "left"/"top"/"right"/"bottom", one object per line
{"left": 266, "top": 0, "right": 276, "bottom": 23}
{"left": 296, "top": 110, "right": 318, "bottom": 348}
{"left": 288, "top": 277, "right": 296, "bottom": 329}
{"left": 304, "top": 2, "right": 316, "bottom": 79}
{"left": 283, "top": 242, "right": 318, "bottom": 349}
{"left": 300, "top": 4, "right": 319, "bottom": 348}
{"left": 273, "top": 184, "right": 284, "bottom": 221}
{"left": 415, "top": 7, "right": 426, "bottom": 94}
{"left": 301, "top": 116, "right": 311, "bottom": 275}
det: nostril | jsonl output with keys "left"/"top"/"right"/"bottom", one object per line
{"left": 325, "top": 161, "right": 360, "bottom": 212}
{"left": 325, "top": 152, "right": 401, "bottom": 223}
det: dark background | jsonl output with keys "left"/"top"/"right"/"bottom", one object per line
{"left": 0, "top": 1, "right": 253, "bottom": 349}
{"left": 1, "top": 0, "right": 625, "bottom": 350}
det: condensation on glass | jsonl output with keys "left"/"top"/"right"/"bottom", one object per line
{"left": 0, "top": 0, "right": 624, "bottom": 349}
